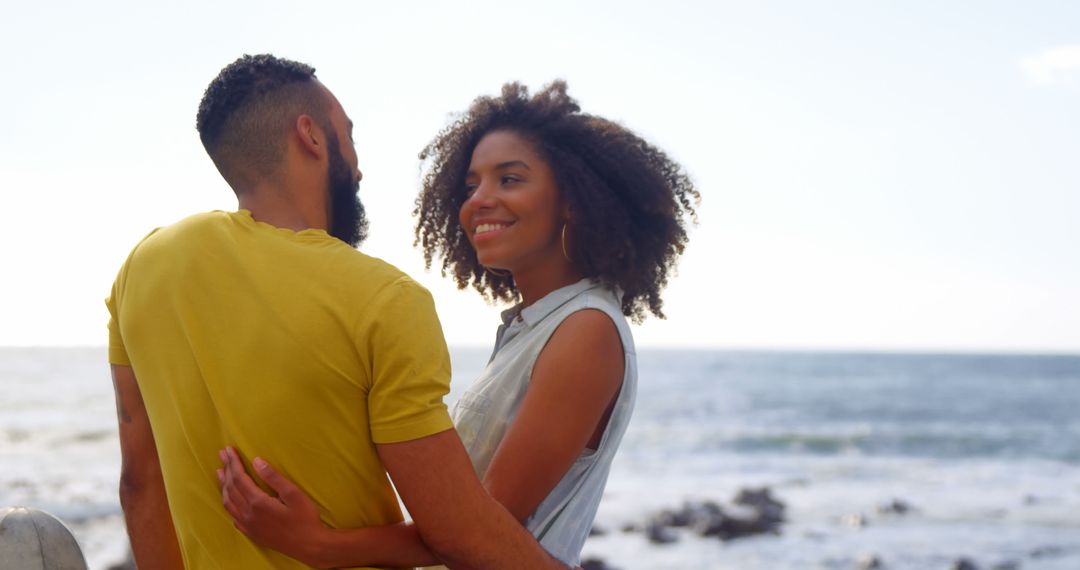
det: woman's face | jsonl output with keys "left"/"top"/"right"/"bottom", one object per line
{"left": 459, "top": 130, "right": 566, "bottom": 274}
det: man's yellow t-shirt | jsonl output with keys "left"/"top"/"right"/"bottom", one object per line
{"left": 106, "top": 210, "right": 454, "bottom": 569}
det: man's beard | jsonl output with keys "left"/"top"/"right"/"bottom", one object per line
{"left": 326, "top": 136, "right": 368, "bottom": 248}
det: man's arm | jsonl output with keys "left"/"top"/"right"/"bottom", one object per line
{"left": 377, "top": 429, "right": 570, "bottom": 570}
{"left": 112, "top": 364, "right": 184, "bottom": 569}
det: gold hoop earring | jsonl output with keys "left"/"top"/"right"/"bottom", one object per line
{"left": 561, "top": 224, "right": 573, "bottom": 263}
{"left": 484, "top": 266, "right": 510, "bottom": 278}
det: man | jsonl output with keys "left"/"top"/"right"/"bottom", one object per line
{"left": 107, "top": 54, "right": 569, "bottom": 569}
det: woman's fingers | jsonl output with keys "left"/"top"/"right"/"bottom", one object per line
{"left": 215, "top": 447, "right": 325, "bottom": 558}
{"left": 252, "top": 457, "right": 305, "bottom": 506}
{"left": 220, "top": 452, "right": 276, "bottom": 542}
{"left": 216, "top": 445, "right": 319, "bottom": 547}
{"left": 220, "top": 451, "right": 242, "bottom": 504}
{"left": 224, "top": 447, "right": 276, "bottom": 508}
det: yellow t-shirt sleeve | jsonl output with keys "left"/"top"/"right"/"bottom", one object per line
{"left": 364, "top": 277, "right": 454, "bottom": 444}
{"left": 105, "top": 228, "right": 161, "bottom": 367}
{"left": 105, "top": 260, "right": 131, "bottom": 366}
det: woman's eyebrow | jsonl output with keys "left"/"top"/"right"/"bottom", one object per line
{"left": 466, "top": 160, "right": 531, "bottom": 178}
{"left": 495, "top": 160, "right": 530, "bottom": 171}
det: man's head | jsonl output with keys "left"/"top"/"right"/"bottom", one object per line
{"left": 196, "top": 54, "right": 367, "bottom": 246}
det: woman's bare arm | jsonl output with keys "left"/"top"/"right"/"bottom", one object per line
{"left": 480, "top": 309, "right": 625, "bottom": 521}
{"left": 219, "top": 448, "right": 441, "bottom": 568}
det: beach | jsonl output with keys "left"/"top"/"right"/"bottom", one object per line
{"left": 2, "top": 347, "right": 1079, "bottom": 569}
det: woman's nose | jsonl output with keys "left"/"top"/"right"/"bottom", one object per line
{"left": 467, "top": 182, "right": 497, "bottom": 206}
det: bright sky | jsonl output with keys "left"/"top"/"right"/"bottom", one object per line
{"left": 2, "top": 1, "right": 1078, "bottom": 352}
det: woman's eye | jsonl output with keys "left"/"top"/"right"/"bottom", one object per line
{"left": 464, "top": 184, "right": 478, "bottom": 196}
{"left": 501, "top": 175, "right": 520, "bottom": 185}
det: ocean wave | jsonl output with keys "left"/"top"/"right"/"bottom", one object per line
{"left": 625, "top": 421, "right": 1080, "bottom": 463}
{"left": 711, "top": 427, "right": 1080, "bottom": 463}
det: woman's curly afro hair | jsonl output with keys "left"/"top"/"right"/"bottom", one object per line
{"left": 414, "top": 80, "right": 699, "bottom": 323}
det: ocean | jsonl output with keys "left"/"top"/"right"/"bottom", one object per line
{"left": 2, "top": 347, "right": 1078, "bottom": 569}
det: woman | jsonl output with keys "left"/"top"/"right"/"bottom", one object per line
{"left": 217, "top": 80, "right": 699, "bottom": 568}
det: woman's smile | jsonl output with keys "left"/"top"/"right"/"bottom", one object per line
{"left": 473, "top": 220, "right": 515, "bottom": 240}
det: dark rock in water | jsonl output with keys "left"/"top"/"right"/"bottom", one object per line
{"left": 696, "top": 509, "right": 780, "bottom": 541}
{"left": 588, "top": 524, "right": 607, "bottom": 537}
{"left": 691, "top": 505, "right": 725, "bottom": 538}
{"left": 654, "top": 507, "right": 693, "bottom": 527}
{"left": 877, "top": 498, "right": 913, "bottom": 515}
{"left": 652, "top": 500, "right": 725, "bottom": 529}
{"left": 674, "top": 500, "right": 776, "bottom": 541}
{"left": 691, "top": 487, "right": 786, "bottom": 541}
{"left": 620, "top": 522, "right": 641, "bottom": 533}
{"left": 645, "top": 521, "right": 679, "bottom": 544}
{"left": 950, "top": 557, "right": 980, "bottom": 570}
{"left": 693, "top": 500, "right": 725, "bottom": 519}
{"left": 636, "top": 489, "right": 788, "bottom": 545}
{"left": 855, "top": 554, "right": 884, "bottom": 569}
{"left": 581, "top": 557, "right": 620, "bottom": 570}
{"left": 733, "top": 487, "right": 786, "bottom": 523}
{"left": 696, "top": 514, "right": 725, "bottom": 538}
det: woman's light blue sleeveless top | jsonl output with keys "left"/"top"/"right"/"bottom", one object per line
{"left": 451, "top": 279, "right": 638, "bottom": 566}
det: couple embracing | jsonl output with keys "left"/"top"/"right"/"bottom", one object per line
{"left": 106, "top": 54, "right": 697, "bottom": 569}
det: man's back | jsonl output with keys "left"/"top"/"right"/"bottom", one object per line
{"left": 107, "top": 210, "right": 453, "bottom": 568}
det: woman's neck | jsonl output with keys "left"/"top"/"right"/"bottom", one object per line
{"left": 512, "top": 261, "right": 585, "bottom": 309}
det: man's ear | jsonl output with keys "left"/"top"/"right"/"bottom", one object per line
{"left": 294, "top": 114, "right": 323, "bottom": 158}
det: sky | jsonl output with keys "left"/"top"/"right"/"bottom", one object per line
{"left": 1, "top": 1, "right": 1078, "bottom": 352}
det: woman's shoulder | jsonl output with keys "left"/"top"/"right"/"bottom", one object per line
{"left": 555, "top": 285, "right": 634, "bottom": 348}
{"left": 541, "top": 290, "right": 631, "bottom": 367}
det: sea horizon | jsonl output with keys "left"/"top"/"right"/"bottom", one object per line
{"left": 5, "top": 344, "right": 1079, "bottom": 356}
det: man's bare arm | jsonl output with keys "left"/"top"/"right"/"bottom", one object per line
{"left": 112, "top": 364, "right": 184, "bottom": 569}
{"left": 377, "top": 429, "right": 570, "bottom": 570}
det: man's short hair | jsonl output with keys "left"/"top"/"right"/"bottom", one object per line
{"left": 196, "top": 54, "right": 329, "bottom": 189}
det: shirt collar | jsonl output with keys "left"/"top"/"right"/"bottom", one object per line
{"left": 499, "top": 278, "right": 604, "bottom": 328}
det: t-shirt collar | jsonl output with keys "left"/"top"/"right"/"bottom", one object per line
{"left": 232, "top": 209, "right": 332, "bottom": 240}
